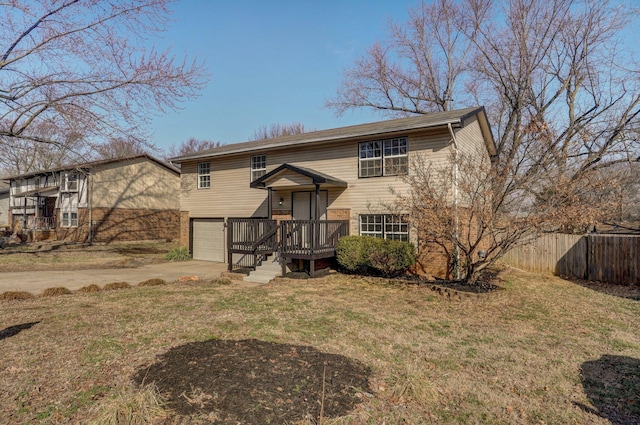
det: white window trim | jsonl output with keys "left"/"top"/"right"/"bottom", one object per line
{"left": 359, "top": 214, "right": 409, "bottom": 241}
{"left": 63, "top": 173, "right": 79, "bottom": 192}
{"left": 197, "top": 162, "right": 211, "bottom": 189}
{"left": 251, "top": 155, "right": 267, "bottom": 182}
{"left": 358, "top": 137, "right": 408, "bottom": 178}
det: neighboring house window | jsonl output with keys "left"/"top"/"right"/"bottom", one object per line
{"left": 251, "top": 155, "right": 266, "bottom": 182}
{"left": 60, "top": 193, "right": 78, "bottom": 227}
{"left": 358, "top": 137, "right": 408, "bottom": 177}
{"left": 197, "top": 162, "right": 211, "bottom": 189}
{"left": 63, "top": 173, "right": 78, "bottom": 192}
{"left": 359, "top": 214, "right": 409, "bottom": 241}
{"left": 34, "top": 177, "right": 41, "bottom": 189}
{"left": 61, "top": 212, "right": 78, "bottom": 227}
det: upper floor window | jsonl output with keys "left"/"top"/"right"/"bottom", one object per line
{"left": 198, "top": 162, "right": 210, "bottom": 189}
{"left": 358, "top": 137, "right": 408, "bottom": 177}
{"left": 63, "top": 173, "right": 78, "bottom": 192}
{"left": 251, "top": 155, "right": 266, "bottom": 182}
{"left": 359, "top": 214, "right": 409, "bottom": 242}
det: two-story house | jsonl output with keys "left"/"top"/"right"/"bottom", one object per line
{"left": 170, "top": 107, "right": 496, "bottom": 279}
{"left": 5, "top": 154, "right": 180, "bottom": 243}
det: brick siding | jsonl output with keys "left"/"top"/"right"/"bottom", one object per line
{"left": 56, "top": 207, "right": 179, "bottom": 243}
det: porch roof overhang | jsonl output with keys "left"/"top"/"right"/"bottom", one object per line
{"left": 13, "top": 186, "right": 60, "bottom": 198}
{"left": 250, "top": 163, "right": 348, "bottom": 190}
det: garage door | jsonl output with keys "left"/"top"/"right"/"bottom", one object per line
{"left": 192, "top": 218, "right": 225, "bottom": 262}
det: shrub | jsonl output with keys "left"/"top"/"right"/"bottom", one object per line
{"left": 165, "top": 246, "right": 191, "bottom": 261}
{"left": 336, "top": 236, "right": 379, "bottom": 273}
{"left": 368, "top": 239, "right": 416, "bottom": 277}
{"left": 78, "top": 284, "right": 102, "bottom": 293}
{"left": 41, "top": 287, "right": 73, "bottom": 297}
{"left": 337, "top": 236, "right": 416, "bottom": 277}
{"left": 0, "top": 291, "right": 36, "bottom": 301}
{"left": 138, "top": 278, "right": 167, "bottom": 287}
{"left": 104, "top": 281, "right": 131, "bottom": 291}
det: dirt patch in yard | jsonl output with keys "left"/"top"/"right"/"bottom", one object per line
{"left": 134, "top": 338, "right": 372, "bottom": 424}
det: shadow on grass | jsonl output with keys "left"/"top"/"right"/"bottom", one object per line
{"left": 134, "top": 338, "right": 372, "bottom": 424}
{"left": 0, "top": 321, "right": 40, "bottom": 341}
{"left": 576, "top": 355, "right": 640, "bottom": 425}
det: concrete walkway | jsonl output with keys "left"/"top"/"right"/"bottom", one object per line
{"left": 0, "top": 260, "right": 228, "bottom": 294}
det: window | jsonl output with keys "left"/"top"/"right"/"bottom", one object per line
{"left": 359, "top": 137, "right": 408, "bottom": 177}
{"left": 61, "top": 212, "right": 78, "bottom": 227}
{"left": 359, "top": 215, "right": 409, "bottom": 241}
{"left": 60, "top": 193, "right": 78, "bottom": 227}
{"left": 63, "top": 173, "right": 78, "bottom": 192}
{"left": 251, "top": 155, "right": 266, "bottom": 182}
{"left": 197, "top": 162, "right": 210, "bottom": 189}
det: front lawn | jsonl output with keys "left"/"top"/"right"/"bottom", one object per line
{"left": 1, "top": 268, "right": 638, "bottom": 424}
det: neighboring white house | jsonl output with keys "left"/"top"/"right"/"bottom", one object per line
{"left": 4, "top": 155, "right": 180, "bottom": 243}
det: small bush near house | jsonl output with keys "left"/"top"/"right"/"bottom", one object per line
{"left": 103, "top": 281, "right": 131, "bottom": 291}
{"left": 0, "top": 291, "right": 35, "bottom": 301}
{"left": 369, "top": 239, "right": 416, "bottom": 277}
{"left": 337, "top": 236, "right": 416, "bottom": 276}
{"left": 165, "top": 246, "right": 191, "bottom": 262}
{"left": 78, "top": 284, "right": 102, "bottom": 293}
{"left": 336, "top": 236, "right": 379, "bottom": 273}
{"left": 41, "top": 287, "right": 73, "bottom": 297}
{"left": 138, "top": 278, "right": 167, "bottom": 287}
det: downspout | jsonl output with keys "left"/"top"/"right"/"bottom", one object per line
{"left": 88, "top": 171, "right": 93, "bottom": 245}
{"left": 448, "top": 123, "right": 461, "bottom": 281}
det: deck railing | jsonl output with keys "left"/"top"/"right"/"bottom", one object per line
{"left": 280, "top": 220, "right": 349, "bottom": 258}
{"left": 32, "top": 216, "right": 56, "bottom": 230}
{"left": 227, "top": 218, "right": 278, "bottom": 271}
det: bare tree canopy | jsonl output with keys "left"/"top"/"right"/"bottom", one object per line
{"left": 0, "top": 0, "right": 207, "bottom": 173}
{"left": 166, "top": 137, "right": 222, "bottom": 158}
{"left": 331, "top": 0, "right": 640, "bottom": 282}
{"left": 250, "top": 122, "right": 311, "bottom": 141}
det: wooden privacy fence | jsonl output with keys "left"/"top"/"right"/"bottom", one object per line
{"left": 502, "top": 233, "right": 640, "bottom": 285}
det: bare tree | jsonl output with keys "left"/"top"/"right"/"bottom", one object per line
{"left": 94, "top": 137, "right": 153, "bottom": 160}
{"left": 0, "top": 0, "right": 206, "bottom": 159}
{"left": 330, "top": 0, "right": 640, "bottom": 281}
{"left": 166, "top": 137, "right": 222, "bottom": 158}
{"left": 0, "top": 121, "right": 85, "bottom": 175}
{"left": 250, "top": 122, "right": 311, "bottom": 141}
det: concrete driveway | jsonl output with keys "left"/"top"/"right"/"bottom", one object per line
{"left": 0, "top": 260, "right": 228, "bottom": 294}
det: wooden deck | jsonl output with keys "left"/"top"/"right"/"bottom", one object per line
{"left": 227, "top": 218, "right": 349, "bottom": 275}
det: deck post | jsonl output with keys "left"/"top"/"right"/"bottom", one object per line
{"left": 310, "top": 259, "right": 315, "bottom": 277}
{"left": 314, "top": 184, "right": 320, "bottom": 255}
{"left": 267, "top": 188, "right": 272, "bottom": 220}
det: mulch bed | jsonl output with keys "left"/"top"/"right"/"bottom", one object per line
{"left": 134, "top": 339, "right": 372, "bottom": 424}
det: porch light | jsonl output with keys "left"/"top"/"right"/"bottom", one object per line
{"left": 279, "top": 197, "right": 283, "bottom": 206}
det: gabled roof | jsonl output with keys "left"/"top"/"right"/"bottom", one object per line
{"left": 3, "top": 154, "right": 179, "bottom": 181}
{"left": 170, "top": 106, "right": 496, "bottom": 163}
{"left": 250, "top": 164, "right": 348, "bottom": 189}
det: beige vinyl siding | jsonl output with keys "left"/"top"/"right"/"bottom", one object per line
{"left": 455, "top": 114, "right": 491, "bottom": 161}
{"left": 181, "top": 127, "right": 456, "bottom": 236}
{"left": 91, "top": 158, "right": 179, "bottom": 210}
{"left": 181, "top": 155, "right": 269, "bottom": 218}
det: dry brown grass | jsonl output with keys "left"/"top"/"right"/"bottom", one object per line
{"left": 0, "top": 241, "right": 176, "bottom": 272}
{"left": 0, "top": 291, "right": 36, "bottom": 301}
{"left": 103, "top": 281, "right": 131, "bottom": 291}
{"left": 78, "top": 284, "right": 102, "bottom": 293}
{"left": 41, "top": 287, "right": 73, "bottom": 297}
{"left": 87, "top": 384, "right": 167, "bottom": 425}
{"left": 137, "top": 278, "right": 166, "bottom": 287}
{"left": 1, "top": 268, "right": 638, "bottom": 424}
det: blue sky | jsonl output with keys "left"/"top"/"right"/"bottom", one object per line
{"left": 150, "top": 0, "right": 417, "bottom": 150}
